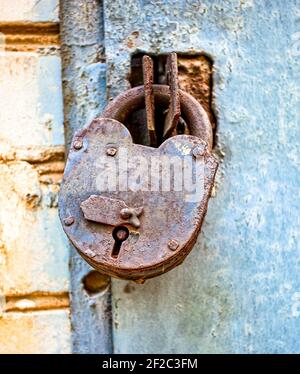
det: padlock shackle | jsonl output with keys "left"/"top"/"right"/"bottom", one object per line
{"left": 101, "top": 84, "right": 213, "bottom": 149}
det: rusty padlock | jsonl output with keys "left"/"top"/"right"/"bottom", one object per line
{"left": 58, "top": 54, "right": 218, "bottom": 282}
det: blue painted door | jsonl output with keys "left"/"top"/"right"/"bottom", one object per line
{"left": 62, "top": 0, "right": 300, "bottom": 353}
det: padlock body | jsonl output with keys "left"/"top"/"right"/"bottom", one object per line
{"left": 59, "top": 118, "right": 218, "bottom": 280}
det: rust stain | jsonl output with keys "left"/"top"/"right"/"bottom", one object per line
{"left": 123, "top": 283, "right": 136, "bottom": 294}
{"left": 0, "top": 22, "right": 60, "bottom": 52}
{"left": 0, "top": 144, "right": 65, "bottom": 163}
{"left": 3, "top": 292, "right": 69, "bottom": 313}
{"left": 0, "top": 144, "right": 65, "bottom": 184}
{"left": 177, "top": 55, "right": 216, "bottom": 129}
{"left": 126, "top": 31, "right": 140, "bottom": 49}
{"left": 34, "top": 161, "right": 64, "bottom": 175}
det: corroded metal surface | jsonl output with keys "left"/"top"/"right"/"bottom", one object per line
{"left": 142, "top": 55, "right": 156, "bottom": 146}
{"left": 81, "top": 195, "right": 143, "bottom": 228}
{"left": 59, "top": 118, "right": 217, "bottom": 281}
{"left": 177, "top": 55, "right": 216, "bottom": 131}
{"left": 163, "top": 52, "right": 181, "bottom": 138}
{"left": 102, "top": 84, "right": 213, "bottom": 149}
{"left": 59, "top": 54, "right": 217, "bottom": 282}
{"left": 59, "top": 53, "right": 216, "bottom": 281}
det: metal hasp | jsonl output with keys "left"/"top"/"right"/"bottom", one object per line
{"left": 58, "top": 53, "right": 218, "bottom": 282}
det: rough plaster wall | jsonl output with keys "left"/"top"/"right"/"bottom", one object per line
{"left": 60, "top": 0, "right": 112, "bottom": 353}
{"left": 103, "top": 0, "right": 300, "bottom": 353}
{"left": 0, "top": 0, "right": 59, "bottom": 22}
{"left": 0, "top": 0, "right": 70, "bottom": 353}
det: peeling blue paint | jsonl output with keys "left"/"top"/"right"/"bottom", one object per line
{"left": 103, "top": 0, "right": 300, "bottom": 353}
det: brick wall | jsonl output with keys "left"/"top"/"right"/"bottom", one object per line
{"left": 0, "top": 0, "right": 71, "bottom": 353}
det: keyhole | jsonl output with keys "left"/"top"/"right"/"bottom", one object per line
{"left": 111, "top": 226, "right": 129, "bottom": 258}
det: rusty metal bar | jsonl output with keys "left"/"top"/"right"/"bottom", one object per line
{"left": 163, "top": 52, "right": 181, "bottom": 139}
{"left": 142, "top": 55, "right": 156, "bottom": 146}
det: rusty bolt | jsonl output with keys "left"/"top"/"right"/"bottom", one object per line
{"left": 168, "top": 239, "right": 179, "bottom": 251}
{"left": 120, "top": 208, "right": 132, "bottom": 219}
{"left": 64, "top": 216, "right": 74, "bottom": 226}
{"left": 192, "top": 144, "right": 207, "bottom": 158}
{"left": 106, "top": 147, "right": 117, "bottom": 156}
{"left": 73, "top": 139, "right": 83, "bottom": 150}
